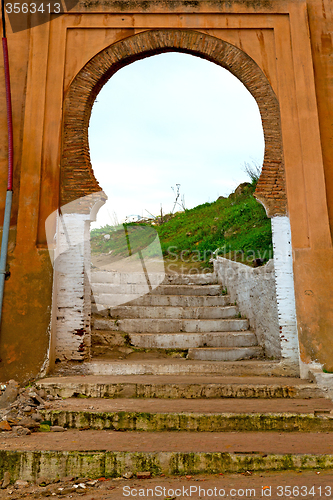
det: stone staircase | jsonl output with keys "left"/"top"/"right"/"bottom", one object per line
{"left": 91, "top": 272, "right": 264, "bottom": 362}
{"left": 4, "top": 270, "right": 330, "bottom": 483}
{"left": 0, "top": 272, "right": 331, "bottom": 484}
{"left": 3, "top": 268, "right": 331, "bottom": 482}
{"left": 8, "top": 372, "right": 330, "bottom": 482}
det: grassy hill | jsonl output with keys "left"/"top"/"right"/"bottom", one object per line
{"left": 90, "top": 183, "right": 273, "bottom": 271}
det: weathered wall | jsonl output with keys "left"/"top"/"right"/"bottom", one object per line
{"left": 0, "top": 0, "right": 332, "bottom": 382}
{"left": 54, "top": 213, "right": 92, "bottom": 362}
{"left": 214, "top": 258, "right": 281, "bottom": 360}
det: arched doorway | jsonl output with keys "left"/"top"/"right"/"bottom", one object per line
{"left": 54, "top": 29, "right": 299, "bottom": 373}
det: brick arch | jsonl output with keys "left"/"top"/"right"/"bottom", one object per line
{"left": 61, "top": 29, "right": 286, "bottom": 217}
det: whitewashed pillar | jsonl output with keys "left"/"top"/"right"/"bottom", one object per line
{"left": 54, "top": 213, "right": 92, "bottom": 361}
{"left": 271, "top": 216, "right": 300, "bottom": 373}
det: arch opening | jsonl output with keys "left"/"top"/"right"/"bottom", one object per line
{"left": 61, "top": 30, "right": 286, "bottom": 217}
{"left": 88, "top": 51, "right": 265, "bottom": 229}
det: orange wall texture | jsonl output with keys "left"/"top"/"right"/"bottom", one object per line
{"left": 0, "top": 0, "right": 332, "bottom": 383}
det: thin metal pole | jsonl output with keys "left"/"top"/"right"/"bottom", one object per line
{"left": 0, "top": 191, "right": 12, "bottom": 322}
{"left": 0, "top": 3, "right": 14, "bottom": 324}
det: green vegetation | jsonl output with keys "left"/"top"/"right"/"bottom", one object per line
{"left": 90, "top": 182, "right": 273, "bottom": 269}
{"left": 156, "top": 183, "right": 272, "bottom": 267}
{"left": 90, "top": 224, "right": 157, "bottom": 258}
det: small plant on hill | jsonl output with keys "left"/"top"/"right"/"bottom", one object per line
{"left": 242, "top": 161, "right": 262, "bottom": 186}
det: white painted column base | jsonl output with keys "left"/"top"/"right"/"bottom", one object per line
{"left": 271, "top": 216, "right": 300, "bottom": 375}
{"left": 54, "top": 213, "right": 92, "bottom": 361}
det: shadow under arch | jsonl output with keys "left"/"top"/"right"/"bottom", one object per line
{"left": 61, "top": 29, "right": 286, "bottom": 218}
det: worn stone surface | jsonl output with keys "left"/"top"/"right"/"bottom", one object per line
{"left": 14, "top": 480, "right": 29, "bottom": 488}
{"left": 35, "top": 374, "right": 325, "bottom": 399}
{"left": 1, "top": 432, "right": 333, "bottom": 482}
{"left": 0, "top": 384, "right": 52, "bottom": 437}
{"left": 0, "top": 421, "right": 11, "bottom": 432}
{"left": 0, "top": 381, "right": 19, "bottom": 409}
{"left": 116, "top": 332, "right": 258, "bottom": 350}
{"left": 187, "top": 346, "right": 264, "bottom": 361}
{"left": 84, "top": 358, "right": 300, "bottom": 377}
{"left": 1, "top": 471, "right": 10, "bottom": 489}
{"left": 214, "top": 258, "right": 280, "bottom": 360}
{"left": 136, "top": 472, "right": 151, "bottom": 479}
{"left": 34, "top": 394, "right": 332, "bottom": 412}
{"left": 93, "top": 317, "right": 249, "bottom": 334}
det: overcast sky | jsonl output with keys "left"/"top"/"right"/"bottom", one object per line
{"left": 88, "top": 52, "right": 264, "bottom": 228}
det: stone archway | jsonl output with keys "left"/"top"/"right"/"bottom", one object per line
{"left": 57, "top": 29, "right": 299, "bottom": 371}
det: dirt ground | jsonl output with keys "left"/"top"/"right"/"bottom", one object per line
{"left": 2, "top": 470, "right": 333, "bottom": 500}
{"left": 91, "top": 253, "right": 211, "bottom": 275}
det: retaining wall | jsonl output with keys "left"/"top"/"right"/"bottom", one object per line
{"left": 213, "top": 258, "right": 281, "bottom": 359}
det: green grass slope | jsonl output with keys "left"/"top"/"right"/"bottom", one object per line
{"left": 90, "top": 183, "right": 273, "bottom": 270}
{"left": 156, "top": 183, "right": 272, "bottom": 268}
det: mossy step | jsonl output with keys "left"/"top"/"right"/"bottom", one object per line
{"left": 1, "top": 431, "right": 333, "bottom": 483}
{"left": 40, "top": 408, "right": 333, "bottom": 432}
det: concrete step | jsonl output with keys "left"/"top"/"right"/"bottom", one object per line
{"left": 108, "top": 305, "right": 238, "bottom": 320}
{"left": 91, "top": 271, "right": 165, "bottom": 285}
{"left": 40, "top": 397, "right": 333, "bottom": 432}
{"left": 92, "top": 294, "right": 143, "bottom": 309}
{"left": 76, "top": 359, "right": 299, "bottom": 377}
{"left": 152, "top": 284, "right": 223, "bottom": 296}
{"left": 162, "top": 273, "right": 218, "bottom": 285}
{"left": 35, "top": 374, "right": 326, "bottom": 399}
{"left": 91, "top": 283, "right": 223, "bottom": 296}
{"left": 93, "top": 318, "right": 249, "bottom": 333}
{"left": 93, "top": 293, "right": 231, "bottom": 310}
{"left": 123, "top": 331, "right": 258, "bottom": 349}
{"left": 124, "top": 294, "right": 231, "bottom": 307}
{"left": 91, "top": 283, "right": 153, "bottom": 295}
{"left": 187, "top": 346, "right": 263, "bottom": 361}
{"left": 91, "top": 272, "right": 218, "bottom": 286}
{"left": 39, "top": 395, "right": 333, "bottom": 413}
{"left": 3, "top": 430, "right": 333, "bottom": 482}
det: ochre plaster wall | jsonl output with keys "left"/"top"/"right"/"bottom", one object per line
{"left": 0, "top": 0, "right": 332, "bottom": 382}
